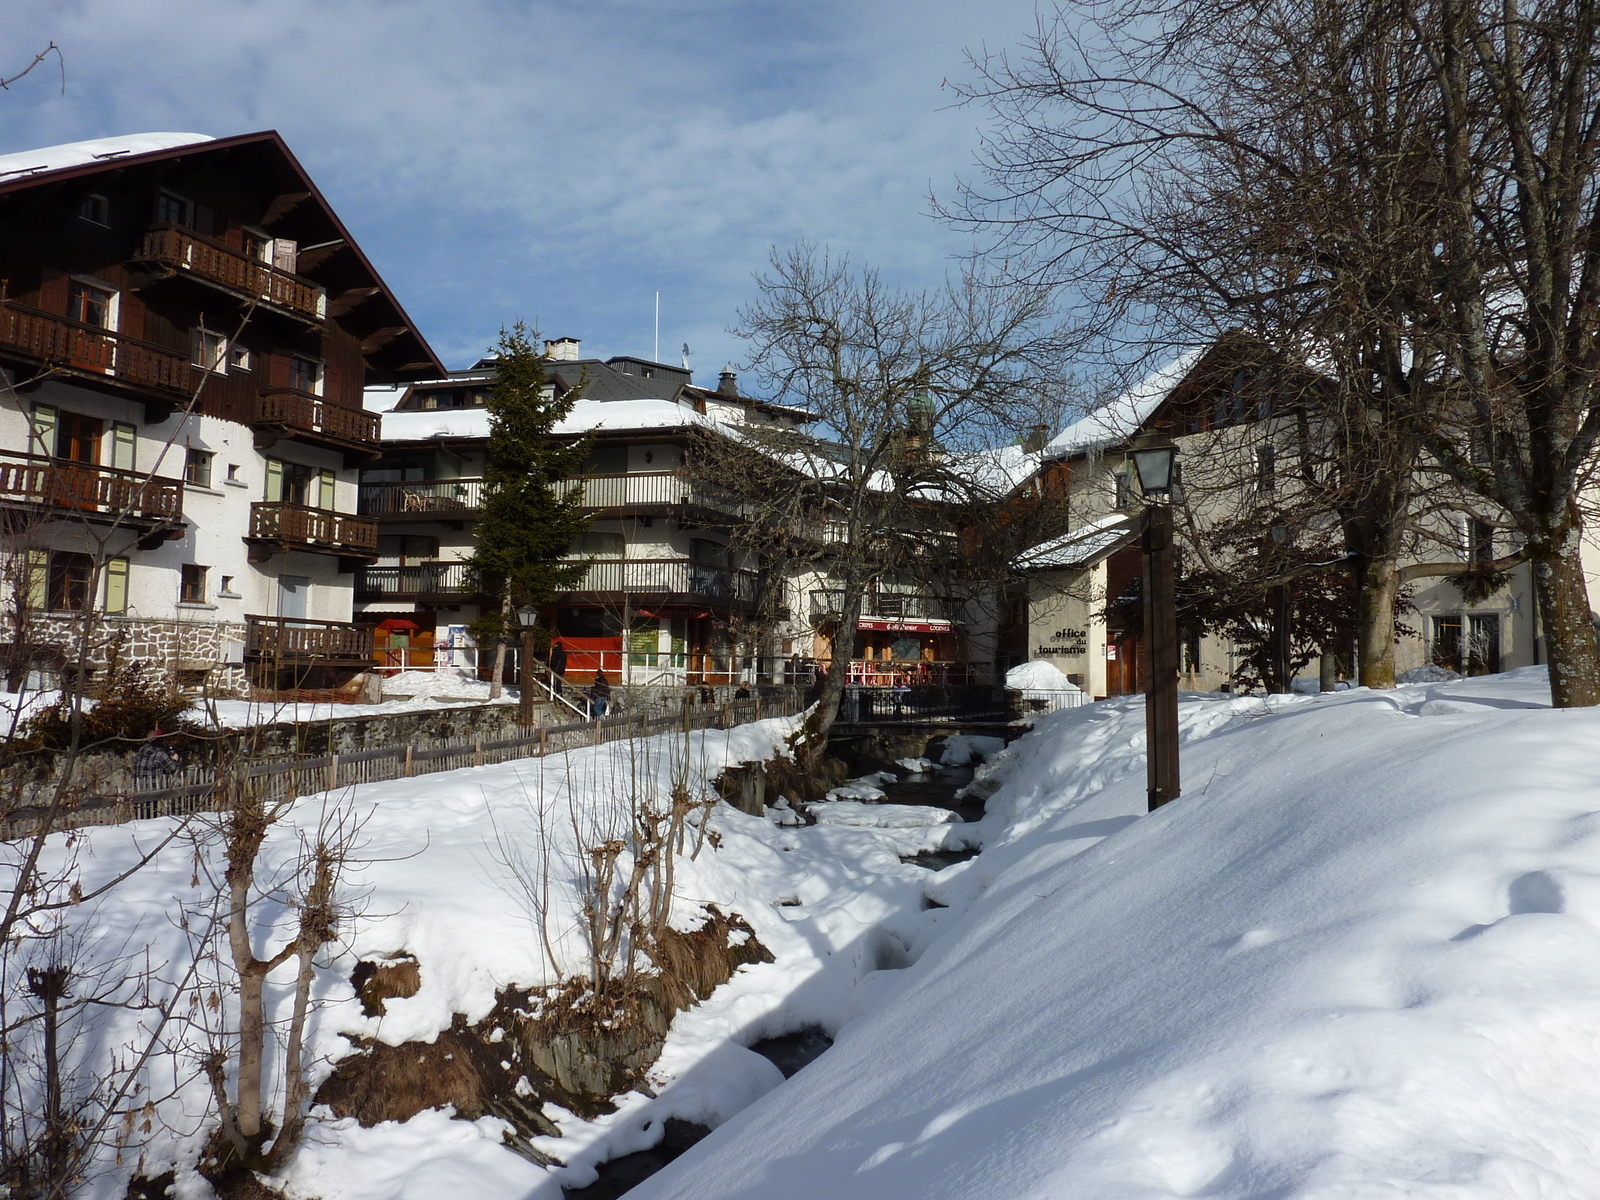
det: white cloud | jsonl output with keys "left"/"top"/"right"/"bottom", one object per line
{"left": 0, "top": 0, "right": 1042, "bottom": 376}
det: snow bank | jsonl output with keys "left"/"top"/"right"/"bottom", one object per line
{"left": 635, "top": 667, "right": 1600, "bottom": 1199}
{"left": 938, "top": 734, "right": 1005, "bottom": 767}
{"left": 1004, "top": 659, "right": 1083, "bottom": 698}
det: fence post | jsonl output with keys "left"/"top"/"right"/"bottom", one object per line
{"left": 403, "top": 744, "right": 413, "bottom": 778}
{"left": 539, "top": 726, "right": 546, "bottom": 757}
{"left": 326, "top": 753, "right": 338, "bottom": 793}
{"left": 474, "top": 738, "right": 482, "bottom": 767}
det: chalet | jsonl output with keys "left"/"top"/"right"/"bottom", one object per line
{"left": 0, "top": 130, "right": 444, "bottom": 695}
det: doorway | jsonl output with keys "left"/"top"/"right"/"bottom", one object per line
{"left": 278, "top": 575, "right": 310, "bottom": 620}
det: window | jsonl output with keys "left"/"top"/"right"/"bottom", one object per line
{"left": 218, "top": 575, "right": 238, "bottom": 597}
{"left": 691, "top": 538, "right": 730, "bottom": 567}
{"left": 1114, "top": 469, "right": 1133, "bottom": 510}
{"left": 1469, "top": 428, "right": 1492, "bottom": 466}
{"left": 229, "top": 344, "right": 252, "bottom": 372}
{"left": 265, "top": 458, "right": 317, "bottom": 506}
{"left": 78, "top": 194, "right": 109, "bottom": 225}
{"left": 154, "top": 190, "right": 193, "bottom": 227}
{"left": 104, "top": 557, "right": 129, "bottom": 614}
{"left": 568, "top": 532, "right": 625, "bottom": 557}
{"left": 180, "top": 564, "right": 208, "bottom": 604}
{"left": 48, "top": 552, "right": 95, "bottom": 613}
{"left": 184, "top": 448, "right": 213, "bottom": 488}
{"left": 55, "top": 411, "right": 102, "bottom": 464}
{"left": 376, "top": 534, "right": 439, "bottom": 565}
{"left": 67, "top": 279, "right": 116, "bottom": 329}
{"left": 1468, "top": 519, "right": 1495, "bottom": 567}
{"left": 225, "top": 463, "right": 241, "bottom": 484}
{"left": 28, "top": 404, "right": 56, "bottom": 458}
{"left": 110, "top": 423, "right": 136, "bottom": 472}
{"left": 584, "top": 445, "right": 628, "bottom": 474}
{"left": 1255, "top": 445, "right": 1276, "bottom": 495}
{"left": 288, "top": 356, "right": 323, "bottom": 396}
{"left": 193, "top": 328, "right": 228, "bottom": 373}
{"left": 1432, "top": 616, "right": 1463, "bottom": 673}
{"left": 1468, "top": 614, "right": 1501, "bottom": 676}
{"left": 556, "top": 608, "right": 621, "bottom": 638}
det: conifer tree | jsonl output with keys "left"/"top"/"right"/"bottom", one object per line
{"left": 468, "top": 322, "right": 591, "bottom": 698}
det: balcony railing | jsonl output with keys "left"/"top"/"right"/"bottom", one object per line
{"left": 248, "top": 502, "right": 378, "bottom": 554}
{"left": 0, "top": 450, "right": 183, "bottom": 523}
{"left": 565, "top": 557, "right": 760, "bottom": 606}
{"left": 356, "top": 560, "right": 476, "bottom": 598}
{"left": 552, "top": 471, "right": 745, "bottom": 516}
{"left": 358, "top": 478, "right": 484, "bottom": 517}
{"left": 809, "top": 590, "right": 955, "bottom": 622}
{"left": 0, "top": 301, "right": 192, "bottom": 395}
{"left": 245, "top": 615, "right": 372, "bottom": 663}
{"left": 254, "top": 390, "right": 380, "bottom": 448}
{"left": 138, "top": 226, "right": 326, "bottom": 322}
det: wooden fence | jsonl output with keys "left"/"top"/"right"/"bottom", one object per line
{"left": 2, "top": 693, "right": 804, "bottom": 840}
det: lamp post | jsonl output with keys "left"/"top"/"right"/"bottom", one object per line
{"left": 1128, "top": 431, "right": 1181, "bottom": 811}
{"left": 517, "top": 604, "right": 539, "bottom": 726}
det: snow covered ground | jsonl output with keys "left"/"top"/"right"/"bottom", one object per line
{"left": 29, "top": 666, "right": 1600, "bottom": 1199}
{"left": 632, "top": 666, "right": 1600, "bottom": 1199}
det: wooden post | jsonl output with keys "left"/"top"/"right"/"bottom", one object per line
{"left": 326, "top": 753, "right": 338, "bottom": 794}
{"left": 474, "top": 738, "right": 482, "bottom": 767}
{"left": 1142, "top": 504, "right": 1181, "bottom": 809}
{"left": 539, "top": 725, "right": 547, "bottom": 757}
{"left": 403, "top": 744, "right": 413, "bottom": 778}
{"left": 519, "top": 629, "right": 536, "bottom": 726}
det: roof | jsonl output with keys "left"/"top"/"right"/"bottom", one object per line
{"left": 947, "top": 443, "right": 1043, "bottom": 494}
{"left": 0, "top": 129, "right": 445, "bottom": 382}
{"left": 1044, "top": 350, "right": 1205, "bottom": 460}
{"left": 381, "top": 396, "right": 720, "bottom": 444}
{"left": 1019, "top": 512, "right": 1138, "bottom": 570}
{"left": 0, "top": 133, "right": 214, "bottom": 181}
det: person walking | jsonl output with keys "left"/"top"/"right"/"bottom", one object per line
{"left": 549, "top": 640, "right": 568, "bottom": 696}
{"left": 590, "top": 670, "right": 612, "bottom": 719}
{"left": 133, "top": 728, "right": 180, "bottom": 787}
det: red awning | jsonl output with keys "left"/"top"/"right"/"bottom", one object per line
{"left": 376, "top": 617, "right": 421, "bottom": 631}
{"left": 856, "top": 619, "right": 953, "bottom": 633}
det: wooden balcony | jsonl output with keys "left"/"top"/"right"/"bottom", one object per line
{"left": 246, "top": 502, "right": 378, "bottom": 562}
{"left": 244, "top": 615, "right": 373, "bottom": 664}
{"left": 358, "top": 478, "right": 484, "bottom": 519}
{"left": 0, "top": 301, "right": 192, "bottom": 412}
{"left": 551, "top": 471, "right": 747, "bottom": 520}
{"left": 137, "top": 226, "right": 326, "bottom": 323}
{"left": 252, "top": 389, "right": 380, "bottom": 459}
{"left": 0, "top": 450, "right": 184, "bottom": 534}
{"left": 563, "top": 557, "right": 761, "bottom": 612}
{"left": 356, "top": 560, "right": 481, "bottom": 601}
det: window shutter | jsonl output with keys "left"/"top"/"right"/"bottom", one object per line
{"left": 29, "top": 404, "right": 57, "bottom": 458}
{"left": 265, "top": 457, "right": 284, "bottom": 502}
{"left": 25, "top": 551, "right": 47, "bottom": 612}
{"left": 268, "top": 353, "right": 291, "bottom": 389}
{"left": 110, "top": 423, "right": 136, "bottom": 471}
{"left": 271, "top": 239, "right": 299, "bottom": 273}
{"left": 104, "top": 557, "right": 129, "bottom": 614}
{"left": 195, "top": 204, "right": 215, "bottom": 237}
{"left": 119, "top": 291, "right": 146, "bottom": 340}
{"left": 37, "top": 267, "right": 68, "bottom": 315}
{"left": 319, "top": 468, "right": 337, "bottom": 510}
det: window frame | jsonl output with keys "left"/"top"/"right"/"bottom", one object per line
{"left": 154, "top": 190, "right": 194, "bottom": 228}
{"left": 192, "top": 327, "right": 229, "bottom": 374}
{"left": 184, "top": 448, "right": 214, "bottom": 488}
{"left": 77, "top": 193, "right": 110, "bottom": 226}
{"left": 179, "top": 563, "right": 209, "bottom": 605}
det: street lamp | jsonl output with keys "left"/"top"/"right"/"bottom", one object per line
{"left": 517, "top": 604, "right": 540, "bottom": 726}
{"left": 1128, "top": 432, "right": 1180, "bottom": 811}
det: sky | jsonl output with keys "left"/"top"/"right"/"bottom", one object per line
{"left": 0, "top": 0, "right": 1050, "bottom": 386}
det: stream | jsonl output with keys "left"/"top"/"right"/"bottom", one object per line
{"left": 563, "top": 755, "right": 986, "bottom": 1198}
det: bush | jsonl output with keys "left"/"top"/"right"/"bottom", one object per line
{"left": 22, "top": 657, "right": 197, "bottom": 752}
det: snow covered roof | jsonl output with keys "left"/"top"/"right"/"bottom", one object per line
{"left": 946, "top": 443, "right": 1042, "bottom": 494}
{"left": 0, "top": 132, "right": 214, "bottom": 182}
{"left": 1044, "top": 349, "right": 1205, "bottom": 460}
{"left": 1019, "top": 512, "right": 1138, "bottom": 569}
{"left": 381, "top": 397, "right": 723, "bottom": 443}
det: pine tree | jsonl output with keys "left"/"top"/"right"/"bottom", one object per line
{"left": 467, "top": 322, "right": 591, "bottom": 698}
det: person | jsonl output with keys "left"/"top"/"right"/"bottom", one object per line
{"left": 590, "top": 670, "right": 611, "bottom": 718}
{"left": 734, "top": 683, "right": 752, "bottom": 700}
{"left": 893, "top": 673, "right": 911, "bottom": 715}
{"left": 133, "top": 729, "right": 179, "bottom": 785}
{"left": 699, "top": 684, "right": 715, "bottom": 706}
{"left": 548, "top": 640, "right": 568, "bottom": 695}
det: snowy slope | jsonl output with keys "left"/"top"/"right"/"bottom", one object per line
{"left": 633, "top": 669, "right": 1600, "bottom": 1199}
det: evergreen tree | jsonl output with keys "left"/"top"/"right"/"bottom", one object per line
{"left": 467, "top": 322, "right": 591, "bottom": 697}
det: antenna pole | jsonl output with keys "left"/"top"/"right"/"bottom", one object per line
{"left": 654, "top": 291, "right": 660, "bottom": 363}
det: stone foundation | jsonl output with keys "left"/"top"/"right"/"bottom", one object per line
{"left": 19, "top": 614, "right": 250, "bottom": 697}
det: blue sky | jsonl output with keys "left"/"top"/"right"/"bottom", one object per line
{"left": 0, "top": 0, "right": 1047, "bottom": 384}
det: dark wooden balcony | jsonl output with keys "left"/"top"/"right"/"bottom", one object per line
{"left": 246, "top": 502, "right": 378, "bottom": 562}
{"left": 0, "top": 450, "right": 184, "bottom": 535}
{"left": 244, "top": 615, "right": 373, "bottom": 664}
{"left": 0, "top": 301, "right": 192, "bottom": 414}
{"left": 356, "top": 560, "right": 481, "bottom": 601}
{"left": 137, "top": 226, "right": 326, "bottom": 323}
{"left": 252, "top": 389, "right": 380, "bottom": 459}
{"left": 358, "top": 478, "right": 484, "bottom": 519}
{"left": 551, "top": 471, "right": 747, "bottom": 520}
{"left": 564, "top": 558, "right": 761, "bottom": 612}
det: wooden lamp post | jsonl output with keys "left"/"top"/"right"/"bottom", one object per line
{"left": 1129, "top": 431, "right": 1181, "bottom": 811}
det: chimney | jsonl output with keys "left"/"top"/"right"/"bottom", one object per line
{"left": 544, "top": 336, "right": 581, "bottom": 362}
{"left": 717, "top": 365, "right": 738, "bottom": 396}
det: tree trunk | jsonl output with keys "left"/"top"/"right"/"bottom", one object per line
{"left": 1356, "top": 554, "right": 1398, "bottom": 689}
{"left": 1533, "top": 533, "right": 1600, "bottom": 707}
{"left": 795, "top": 581, "right": 865, "bottom": 775}
{"left": 488, "top": 591, "right": 511, "bottom": 700}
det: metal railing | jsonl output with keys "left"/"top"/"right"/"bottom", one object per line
{"left": 356, "top": 560, "right": 474, "bottom": 598}
{"left": 0, "top": 450, "right": 183, "bottom": 521}
{"left": 255, "top": 389, "right": 380, "bottom": 447}
{"left": 552, "top": 471, "right": 745, "bottom": 515}
{"left": 138, "top": 225, "right": 326, "bottom": 321}
{"left": 249, "top": 502, "right": 379, "bottom": 553}
{"left": 810, "top": 590, "right": 956, "bottom": 622}
{"left": 838, "top": 683, "right": 1008, "bottom": 723}
{"left": 244, "top": 615, "right": 373, "bottom": 662}
{"left": 358, "top": 477, "right": 484, "bottom": 516}
{"left": 566, "top": 557, "right": 760, "bottom": 606}
{"left": 0, "top": 300, "right": 192, "bottom": 394}
{"left": 844, "top": 660, "right": 991, "bottom": 686}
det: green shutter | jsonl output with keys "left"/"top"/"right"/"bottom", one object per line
{"left": 265, "top": 457, "right": 283, "bottom": 502}
{"left": 319, "top": 468, "right": 336, "bottom": 510}
{"left": 29, "top": 404, "right": 57, "bottom": 458}
{"left": 104, "top": 557, "right": 129, "bottom": 614}
{"left": 25, "top": 550, "right": 47, "bottom": 612}
{"left": 111, "top": 423, "right": 136, "bottom": 471}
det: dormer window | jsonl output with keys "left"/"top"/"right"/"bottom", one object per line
{"left": 77, "top": 194, "right": 109, "bottom": 226}
{"left": 155, "top": 190, "right": 193, "bottom": 228}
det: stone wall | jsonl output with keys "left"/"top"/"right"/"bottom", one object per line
{"left": 23, "top": 613, "right": 251, "bottom": 696}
